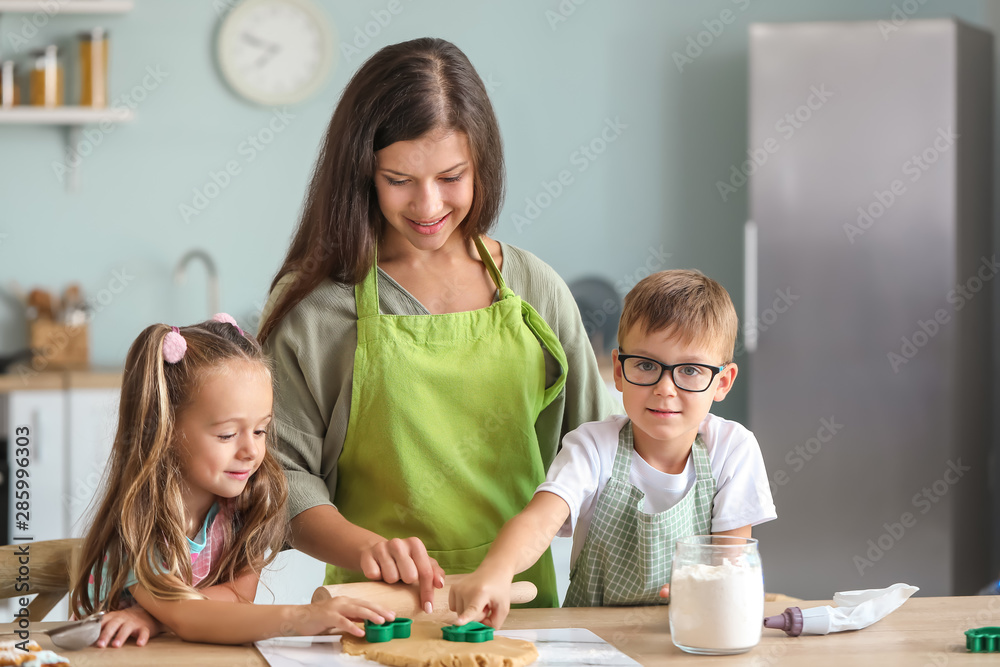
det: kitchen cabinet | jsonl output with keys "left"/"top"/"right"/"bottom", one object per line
{"left": 3, "top": 388, "right": 68, "bottom": 621}
{"left": 2, "top": 373, "right": 120, "bottom": 620}
{"left": 4, "top": 380, "right": 119, "bottom": 545}
{"left": 66, "top": 387, "right": 118, "bottom": 537}
{"left": 6, "top": 389, "right": 67, "bottom": 543}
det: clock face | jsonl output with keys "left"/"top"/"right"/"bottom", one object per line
{"left": 218, "top": 0, "right": 336, "bottom": 106}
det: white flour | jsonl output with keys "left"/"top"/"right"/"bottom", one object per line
{"left": 669, "top": 559, "right": 764, "bottom": 651}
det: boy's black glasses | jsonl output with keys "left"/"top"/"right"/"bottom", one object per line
{"left": 617, "top": 349, "right": 727, "bottom": 392}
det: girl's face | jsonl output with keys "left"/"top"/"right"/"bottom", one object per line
{"left": 174, "top": 360, "right": 273, "bottom": 519}
{"left": 374, "top": 129, "right": 475, "bottom": 254}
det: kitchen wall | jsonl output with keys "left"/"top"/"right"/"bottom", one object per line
{"left": 1, "top": 0, "right": 997, "bottom": 433}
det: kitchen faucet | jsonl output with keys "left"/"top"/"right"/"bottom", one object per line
{"left": 173, "top": 249, "right": 220, "bottom": 317}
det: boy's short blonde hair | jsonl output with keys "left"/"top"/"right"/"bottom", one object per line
{"left": 617, "top": 270, "right": 739, "bottom": 363}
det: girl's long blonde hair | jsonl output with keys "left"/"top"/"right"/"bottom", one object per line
{"left": 71, "top": 319, "right": 288, "bottom": 615}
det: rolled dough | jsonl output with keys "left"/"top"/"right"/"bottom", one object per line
{"left": 341, "top": 621, "right": 538, "bottom": 667}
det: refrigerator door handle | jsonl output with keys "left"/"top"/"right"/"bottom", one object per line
{"left": 744, "top": 219, "right": 758, "bottom": 354}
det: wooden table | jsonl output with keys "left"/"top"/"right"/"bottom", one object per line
{"left": 5, "top": 597, "right": 999, "bottom": 666}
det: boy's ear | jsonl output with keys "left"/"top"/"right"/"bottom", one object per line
{"left": 612, "top": 348, "right": 625, "bottom": 393}
{"left": 713, "top": 362, "right": 738, "bottom": 401}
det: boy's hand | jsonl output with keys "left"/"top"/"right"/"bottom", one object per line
{"left": 306, "top": 596, "right": 396, "bottom": 637}
{"left": 360, "top": 536, "right": 445, "bottom": 614}
{"left": 96, "top": 606, "right": 163, "bottom": 648}
{"left": 449, "top": 566, "right": 514, "bottom": 629}
{"left": 659, "top": 584, "right": 670, "bottom": 602}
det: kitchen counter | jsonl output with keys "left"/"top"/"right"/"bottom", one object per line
{"left": 4, "top": 596, "right": 996, "bottom": 665}
{"left": 0, "top": 369, "right": 122, "bottom": 393}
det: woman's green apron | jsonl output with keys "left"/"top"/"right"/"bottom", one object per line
{"left": 327, "top": 237, "right": 567, "bottom": 607}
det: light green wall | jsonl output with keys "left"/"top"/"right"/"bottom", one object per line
{"left": 0, "top": 0, "right": 993, "bottom": 426}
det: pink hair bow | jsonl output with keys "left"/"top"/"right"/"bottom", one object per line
{"left": 212, "top": 312, "right": 244, "bottom": 336}
{"left": 162, "top": 326, "right": 187, "bottom": 364}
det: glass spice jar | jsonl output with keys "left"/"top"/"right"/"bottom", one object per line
{"left": 79, "top": 28, "right": 108, "bottom": 107}
{"left": 29, "top": 45, "right": 64, "bottom": 107}
{"left": 0, "top": 60, "right": 19, "bottom": 107}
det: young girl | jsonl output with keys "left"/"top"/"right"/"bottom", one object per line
{"left": 70, "top": 315, "right": 393, "bottom": 647}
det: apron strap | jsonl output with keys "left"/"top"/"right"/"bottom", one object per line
{"left": 356, "top": 243, "right": 381, "bottom": 320}
{"left": 474, "top": 236, "right": 513, "bottom": 299}
{"left": 610, "top": 420, "right": 635, "bottom": 482}
{"left": 690, "top": 435, "right": 713, "bottom": 481}
{"left": 357, "top": 238, "right": 511, "bottom": 319}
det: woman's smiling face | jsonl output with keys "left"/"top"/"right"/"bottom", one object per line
{"left": 374, "top": 129, "right": 475, "bottom": 254}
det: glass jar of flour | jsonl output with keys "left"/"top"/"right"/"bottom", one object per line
{"left": 669, "top": 535, "right": 764, "bottom": 655}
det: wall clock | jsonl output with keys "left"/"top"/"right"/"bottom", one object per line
{"left": 217, "top": 0, "right": 336, "bottom": 106}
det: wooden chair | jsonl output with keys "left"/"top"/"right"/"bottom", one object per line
{"left": 0, "top": 539, "right": 81, "bottom": 621}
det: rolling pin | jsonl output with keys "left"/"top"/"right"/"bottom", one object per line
{"left": 312, "top": 574, "right": 537, "bottom": 623}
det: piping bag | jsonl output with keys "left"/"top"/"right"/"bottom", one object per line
{"left": 764, "top": 583, "right": 918, "bottom": 636}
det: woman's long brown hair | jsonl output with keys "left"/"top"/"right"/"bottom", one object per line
{"left": 258, "top": 37, "right": 505, "bottom": 344}
{"left": 71, "top": 320, "right": 288, "bottom": 615}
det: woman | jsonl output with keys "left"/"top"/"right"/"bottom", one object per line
{"left": 258, "top": 37, "right": 614, "bottom": 611}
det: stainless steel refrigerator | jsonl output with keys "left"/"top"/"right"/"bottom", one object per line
{"left": 747, "top": 19, "right": 993, "bottom": 598}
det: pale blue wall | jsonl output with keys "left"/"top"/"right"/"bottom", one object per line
{"left": 0, "top": 0, "right": 993, "bottom": 426}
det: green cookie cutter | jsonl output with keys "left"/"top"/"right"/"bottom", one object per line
{"left": 364, "top": 617, "right": 412, "bottom": 643}
{"left": 441, "top": 622, "right": 494, "bottom": 643}
{"left": 966, "top": 627, "right": 1000, "bottom": 652}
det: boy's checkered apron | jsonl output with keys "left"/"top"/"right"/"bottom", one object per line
{"left": 563, "top": 420, "right": 715, "bottom": 606}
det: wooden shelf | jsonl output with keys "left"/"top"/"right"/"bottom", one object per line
{"left": 0, "top": 0, "right": 133, "bottom": 12}
{"left": 0, "top": 106, "right": 133, "bottom": 124}
{"left": 0, "top": 0, "right": 135, "bottom": 191}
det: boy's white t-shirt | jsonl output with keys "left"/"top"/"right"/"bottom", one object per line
{"left": 537, "top": 413, "right": 777, "bottom": 567}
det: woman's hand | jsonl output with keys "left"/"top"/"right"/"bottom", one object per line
{"left": 360, "top": 537, "right": 445, "bottom": 613}
{"left": 659, "top": 583, "right": 670, "bottom": 602}
{"left": 95, "top": 606, "right": 163, "bottom": 648}
{"left": 303, "top": 596, "right": 395, "bottom": 637}
{"left": 449, "top": 566, "right": 514, "bottom": 629}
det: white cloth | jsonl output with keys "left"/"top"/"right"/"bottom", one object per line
{"left": 537, "top": 413, "right": 777, "bottom": 567}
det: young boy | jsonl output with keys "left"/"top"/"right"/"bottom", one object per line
{"left": 449, "top": 270, "right": 776, "bottom": 626}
